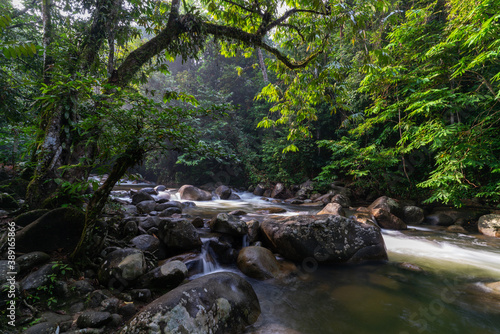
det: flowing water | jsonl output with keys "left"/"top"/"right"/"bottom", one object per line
{"left": 136, "top": 189, "right": 500, "bottom": 333}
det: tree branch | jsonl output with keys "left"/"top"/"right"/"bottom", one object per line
{"left": 221, "top": 0, "right": 260, "bottom": 14}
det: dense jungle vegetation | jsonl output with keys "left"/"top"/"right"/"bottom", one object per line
{"left": 1, "top": 0, "right": 499, "bottom": 224}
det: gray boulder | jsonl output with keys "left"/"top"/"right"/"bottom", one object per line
{"left": 13, "top": 209, "right": 49, "bottom": 227}
{"left": 158, "top": 218, "right": 202, "bottom": 251}
{"left": 179, "top": 185, "right": 212, "bottom": 201}
{"left": 135, "top": 200, "right": 156, "bottom": 214}
{"left": 478, "top": 214, "right": 500, "bottom": 237}
{"left": 130, "top": 235, "right": 160, "bottom": 253}
{"left": 369, "top": 196, "right": 404, "bottom": 219}
{"left": 20, "top": 263, "right": 55, "bottom": 291}
{"left": 76, "top": 311, "right": 112, "bottom": 328}
{"left": 138, "top": 261, "right": 187, "bottom": 289}
{"left": 253, "top": 184, "right": 266, "bottom": 196}
{"left": 331, "top": 194, "right": 351, "bottom": 208}
{"left": 15, "top": 251, "right": 50, "bottom": 273}
{"left": 260, "top": 215, "right": 387, "bottom": 263}
{"left": 372, "top": 208, "right": 407, "bottom": 230}
{"left": 98, "top": 248, "right": 146, "bottom": 287}
{"left": 237, "top": 246, "right": 279, "bottom": 280}
{"left": 131, "top": 192, "right": 154, "bottom": 205}
{"left": 209, "top": 213, "right": 248, "bottom": 236}
{"left": 15, "top": 208, "right": 85, "bottom": 253}
{"left": 425, "top": 213, "right": 454, "bottom": 226}
{"left": 215, "top": 185, "right": 232, "bottom": 199}
{"left": 403, "top": 206, "right": 425, "bottom": 225}
{"left": 119, "top": 272, "right": 260, "bottom": 334}
{"left": 317, "top": 203, "right": 345, "bottom": 216}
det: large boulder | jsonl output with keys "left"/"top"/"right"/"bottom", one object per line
{"left": 237, "top": 246, "right": 279, "bottom": 280}
{"left": 209, "top": 213, "right": 248, "bottom": 236}
{"left": 215, "top": 185, "right": 232, "bottom": 200}
{"left": 369, "top": 196, "right": 404, "bottom": 219}
{"left": 119, "top": 272, "right": 261, "bottom": 334}
{"left": 158, "top": 218, "right": 202, "bottom": 251}
{"left": 253, "top": 184, "right": 266, "bottom": 196}
{"left": 15, "top": 208, "right": 85, "bottom": 253}
{"left": 98, "top": 248, "right": 146, "bottom": 287}
{"left": 317, "top": 203, "right": 345, "bottom": 216}
{"left": 130, "top": 235, "right": 160, "bottom": 253}
{"left": 372, "top": 208, "right": 407, "bottom": 230}
{"left": 403, "top": 206, "right": 425, "bottom": 225}
{"left": 179, "top": 185, "right": 212, "bottom": 201}
{"left": 478, "top": 214, "right": 500, "bottom": 237}
{"left": 13, "top": 209, "right": 49, "bottom": 227}
{"left": 138, "top": 261, "right": 188, "bottom": 289}
{"left": 271, "top": 183, "right": 291, "bottom": 199}
{"left": 260, "top": 215, "right": 387, "bottom": 263}
{"left": 331, "top": 194, "right": 351, "bottom": 208}
{"left": 295, "top": 180, "right": 314, "bottom": 199}
{"left": 135, "top": 200, "right": 156, "bottom": 214}
{"left": 131, "top": 191, "right": 154, "bottom": 205}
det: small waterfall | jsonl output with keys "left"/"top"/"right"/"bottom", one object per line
{"left": 242, "top": 234, "right": 249, "bottom": 248}
{"left": 200, "top": 238, "right": 219, "bottom": 274}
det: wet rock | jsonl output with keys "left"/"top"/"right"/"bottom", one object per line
{"left": 138, "top": 260, "right": 187, "bottom": 289}
{"left": 158, "top": 206, "right": 182, "bottom": 217}
{"left": 398, "top": 262, "right": 424, "bottom": 272}
{"left": 71, "top": 279, "right": 95, "bottom": 296}
{"left": 158, "top": 218, "right": 202, "bottom": 251}
{"left": 98, "top": 248, "right": 146, "bottom": 287}
{"left": 253, "top": 184, "right": 266, "bottom": 196}
{"left": 135, "top": 200, "right": 156, "bottom": 214}
{"left": 271, "top": 183, "right": 291, "bottom": 199}
{"left": 138, "top": 216, "right": 160, "bottom": 230}
{"left": 0, "top": 193, "right": 19, "bottom": 210}
{"left": 20, "top": 263, "right": 55, "bottom": 291}
{"left": 119, "top": 272, "right": 260, "bottom": 334}
{"left": 130, "top": 289, "right": 152, "bottom": 302}
{"left": 246, "top": 219, "right": 261, "bottom": 243}
{"left": 191, "top": 217, "right": 205, "bottom": 228}
{"left": 139, "top": 187, "right": 157, "bottom": 195}
{"left": 256, "top": 207, "right": 286, "bottom": 214}
{"left": 295, "top": 180, "right": 314, "bottom": 199}
{"left": 122, "top": 205, "right": 138, "bottom": 216}
{"left": 15, "top": 207, "right": 85, "bottom": 253}
{"left": 372, "top": 208, "right": 407, "bottom": 230}
{"left": 284, "top": 198, "right": 304, "bottom": 205}
{"left": 215, "top": 185, "right": 232, "bottom": 199}
{"left": 260, "top": 215, "right": 387, "bottom": 263}
{"left": 228, "top": 193, "right": 241, "bottom": 200}
{"left": 13, "top": 209, "right": 50, "bottom": 227}
{"left": 179, "top": 185, "right": 212, "bottom": 201}
{"left": 425, "top": 213, "right": 454, "bottom": 226}
{"left": 248, "top": 323, "right": 304, "bottom": 334}
{"left": 22, "top": 322, "right": 57, "bottom": 334}
{"left": 155, "top": 191, "right": 171, "bottom": 202}
{"left": 154, "top": 185, "right": 166, "bottom": 192}
{"left": 369, "top": 196, "right": 404, "bottom": 219}
{"left": 130, "top": 235, "right": 160, "bottom": 253}
{"left": 446, "top": 225, "right": 467, "bottom": 233}
{"left": 237, "top": 246, "right": 279, "bottom": 280}
{"left": 299, "top": 201, "right": 324, "bottom": 207}
{"left": 331, "top": 194, "right": 351, "bottom": 208}
{"left": 263, "top": 189, "right": 272, "bottom": 197}
{"left": 77, "top": 311, "right": 112, "bottom": 328}
{"left": 478, "top": 214, "right": 500, "bottom": 237}
{"left": 352, "top": 212, "right": 378, "bottom": 227}
{"left": 155, "top": 201, "right": 182, "bottom": 211}
{"left": 209, "top": 213, "right": 249, "bottom": 236}
{"left": 403, "top": 206, "right": 425, "bottom": 225}
{"left": 317, "top": 203, "right": 345, "bottom": 216}
{"left": 229, "top": 210, "right": 247, "bottom": 216}
{"left": 316, "top": 193, "right": 333, "bottom": 204}
{"left": 0, "top": 261, "right": 19, "bottom": 284}
{"left": 131, "top": 192, "right": 154, "bottom": 205}
{"left": 15, "top": 251, "right": 50, "bottom": 273}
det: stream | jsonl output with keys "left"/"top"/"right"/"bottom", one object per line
{"left": 126, "top": 189, "right": 500, "bottom": 333}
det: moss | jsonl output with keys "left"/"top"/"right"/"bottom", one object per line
{"left": 13, "top": 209, "right": 50, "bottom": 227}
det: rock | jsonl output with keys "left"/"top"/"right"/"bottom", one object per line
{"left": 20, "top": 263, "right": 55, "bottom": 291}
{"left": 237, "top": 246, "right": 279, "bottom": 280}
{"left": 246, "top": 219, "right": 261, "bottom": 243}
{"left": 101, "top": 297, "right": 120, "bottom": 313}
{"left": 317, "top": 203, "right": 345, "bottom": 216}
{"left": 253, "top": 184, "right": 266, "bottom": 196}
{"left": 158, "top": 206, "right": 182, "bottom": 217}
{"left": 155, "top": 201, "right": 182, "bottom": 211}
{"left": 130, "top": 289, "right": 152, "bottom": 302}
{"left": 316, "top": 193, "right": 333, "bottom": 204}
{"left": 138, "top": 216, "right": 160, "bottom": 230}
{"left": 228, "top": 193, "right": 241, "bottom": 200}
{"left": 485, "top": 281, "right": 500, "bottom": 295}
{"left": 271, "top": 183, "right": 286, "bottom": 199}
{"left": 140, "top": 187, "right": 157, "bottom": 195}
{"left": 15, "top": 251, "right": 50, "bottom": 273}
{"left": 263, "top": 189, "right": 272, "bottom": 197}
{"left": 248, "top": 323, "right": 304, "bottom": 334}
{"left": 122, "top": 220, "right": 138, "bottom": 237}
{"left": 0, "top": 193, "right": 19, "bottom": 210}
{"left": 209, "top": 213, "right": 249, "bottom": 236}
{"left": 299, "top": 201, "right": 324, "bottom": 207}
{"left": 229, "top": 210, "right": 247, "bottom": 216}
{"left": 0, "top": 260, "right": 20, "bottom": 284}
{"left": 260, "top": 215, "right": 387, "bottom": 263}
{"left": 130, "top": 235, "right": 160, "bottom": 253}
{"left": 122, "top": 205, "right": 138, "bottom": 216}
{"left": 403, "top": 206, "right": 425, "bottom": 225}
{"left": 446, "top": 225, "right": 467, "bottom": 233}
{"left": 179, "top": 185, "right": 212, "bottom": 201}
{"left": 158, "top": 218, "right": 202, "bottom": 251}
{"left": 425, "top": 213, "right": 454, "bottom": 226}
{"left": 119, "top": 302, "right": 138, "bottom": 319}
{"left": 256, "top": 207, "right": 286, "bottom": 214}
{"left": 13, "top": 209, "right": 50, "bottom": 227}
{"left": 135, "top": 200, "right": 156, "bottom": 214}
{"left": 295, "top": 180, "right": 314, "bottom": 199}
{"left": 372, "top": 208, "right": 407, "bottom": 230}
{"left": 77, "top": 311, "right": 112, "bottom": 328}
{"left": 284, "top": 198, "right": 304, "bottom": 205}
{"left": 331, "top": 194, "right": 351, "bottom": 208}
{"left": 131, "top": 192, "right": 154, "bottom": 205}
{"left": 478, "top": 214, "right": 500, "bottom": 237}
{"left": 98, "top": 248, "right": 146, "bottom": 287}
{"left": 310, "top": 193, "right": 322, "bottom": 202}
{"left": 369, "top": 196, "right": 404, "bottom": 219}
{"left": 71, "top": 279, "right": 95, "bottom": 296}
{"left": 352, "top": 212, "right": 378, "bottom": 226}
{"left": 138, "top": 261, "right": 188, "bottom": 289}
{"left": 154, "top": 185, "right": 167, "bottom": 192}
{"left": 15, "top": 207, "right": 85, "bottom": 253}
{"left": 215, "top": 185, "right": 232, "bottom": 199}
{"left": 119, "top": 272, "right": 260, "bottom": 334}
{"left": 398, "top": 262, "right": 424, "bottom": 272}
{"left": 155, "top": 191, "right": 171, "bottom": 202}
{"left": 22, "top": 322, "right": 58, "bottom": 334}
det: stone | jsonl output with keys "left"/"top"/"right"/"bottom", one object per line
{"left": 15, "top": 251, "right": 50, "bottom": 273}
{"left": 447, "top": 225, "right": 468, "bottom": 233}
{"left": 403, "top": 206, "right": 425, "bottom": 225}
{"left": 138, "top": 216, "right": 160, "bottom": 230}
{"left": 295, "top": 180, "right": 314, "bottom": 199}
{"left": 22, "top": 322, "right": 57, "bottom": 334}
{"left": 139, "top": 187, "right": 157, "bottom": 195}
{"left": 155, "top": 191, "right": 171, "bottom": 202}
{"left": 119, "top": 272, "right": 260, "bottom": 334}
{"left": 253, "top": 184, "right": 266, "bottom": 196}
{"left": 478, "top": 214, "right": 500, "bottom": 237}
{"left": 256, "top": 207, "right": 286, "bottom": 214}
{"left": 0, "top": 260, "right": 19, "bottom": 284}
{"left": 158, "top": 206, "right": 182, "bottom": 217}
{"left": 77, "top": 311, "right": 112, "bottom": 328}
{"left": 228, "top": 193, "right": 241, "bottom": 200}
{"left": 372, "top": 208, "right": 407, "bottom": 230}
{"left": 215, "top": 185, "right": 232, "bottom": 199}
{"left": 155, "top": 201, "right": 182, "bottom": 211}
{"left": 98, "top": 248, "right": 146, "bottom": 287}
{"left": 13, "top": 209, "right": 50, "bottom": 227}
{"left": 154, "top": 185, "right": 167, "bottom": 192}
{"left": 317, "top": 203, "right": 345, "bottom": 216}
{"left": 246, "top": 219, "right": 261, "bottom": 243}
{"left": 131, "top": 192, "right": 154, "bottom": 205}
{"left": 425, "top": 213, "right": 454, "bottom": 226}
{"left": 271, "top": 183, "right": 286, "bottom": 199}
{"left": 15, "top": 207, "right": 85, "bottom": 253}
{"left": 122, "top": 205, "right": 138, "bottom": 216}
{"left": 260, "top": 215, "right": 387, "bottom": 263}
{"left": 284, "top": 198, "right": 304, "bottom": 205}
{"left": 368, "top": 196, "right": 404, "bottom": 219}
{"left": 331, "top": 194, "right": 351, "bottom": 208}
{"left": 158, "top": 218, "right": 202, "bottom": 251}
{"left": 209, "top": 213, "right": 249, "bottom": 236}
{"left": 130, "top": 235, "right": 160, "bottom": 253}
{"left": 0, "top": 193, "right": 19, "bottom": 210}
{"left": 179, "top": 185, "right": 213, "bottom": 201}
{"left": 135, "top": 200, "right": 156, "bottom": 214}
{"left": 71, "top": 279, "right": 95, "bottom": 296}
{"left": 130, "top": 289, "right": 152, "bottom": 302}
{"left": 237, "top": 246, "right": 279, "bottom": 280}
{"left": 138, "top": 261, "right": 188, "bottom": 289}
{"left": 20, "top": 263, "right": 55, "bottom": 291}
{"left": 316, "top": 193, "right": 333, "bottom": 204}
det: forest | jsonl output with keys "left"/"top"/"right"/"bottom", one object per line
{"left": 1, "top": 0, "right": 500, "bottom": 333}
